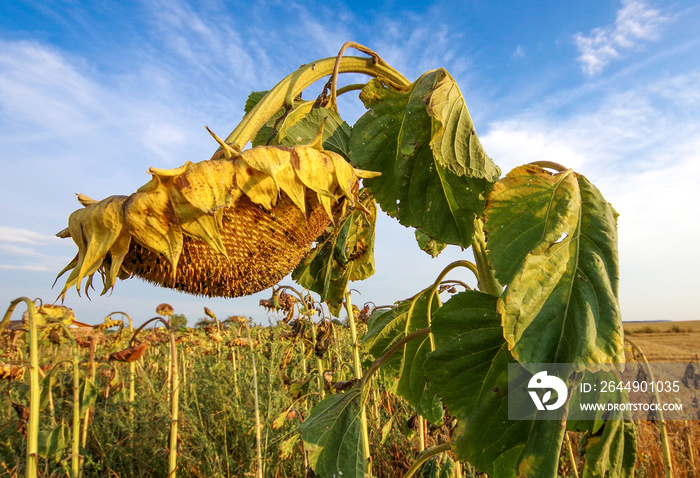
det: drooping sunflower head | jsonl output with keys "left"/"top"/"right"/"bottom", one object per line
{"left": 55, "top": 134, "right": 378, "bottom": 300}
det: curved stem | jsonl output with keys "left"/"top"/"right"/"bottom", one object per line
{"left": 471, "top": 218, "right": 502, "bottom": 296}
{"left": 328, "top": 42, "right": 387, "bottom": 112}
{"left": 440, "top": 279, "right": 472, "bottom": 290}
{"left": 222, "top": 55, "right": 409, "bottom": 151}
{"left": 425, "top": 260, "right": 479, "bottom": 323}
{"left": 129, "top": 317, "right": 167, "bottom": 346}
{"left": 361, "top": 327, "right": 431, "bottom": 388}
{"left": 335, "top": 83, "right": 366, "bottom": 97}
{"left": 3, "top": 298, "right": 40, "bottom": 478}
{"left": 275, "top": 285, "right": 306, "bottom": 304}
{"left": 345, "top": 290, "right": 371, "bottom": 474}
{"left": 403, "top": 442, "right": 452, "bottom": 478}
{"left": 529, "top": 160, "right": 570, "bottom": 173}
{"left": 244, "top": 324, "right": 263, "bottom": 478}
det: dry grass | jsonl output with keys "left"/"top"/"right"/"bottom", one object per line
{"left": 620, "top": 321, "right": 700, "bottom": 477}
{"left": 634, "top": 420, "right": 700, "bottom": 478}
{"left": 624, "top": 320, "right": 700, "bottom": 363}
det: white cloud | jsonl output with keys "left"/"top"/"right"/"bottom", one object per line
{"left": 0, "top": 41, "right": 106, "bottom": 137}
{"left": 0, "top": 226, "right": 73, "bottom": 272}
{"left": 0, "top": 227, "right": 54, "bottom": 245}
{"left": 481, "top": 72, "right": 700, "bottom": 321}
{"left": 0, "top": 263, "right": 58, "bottom": 272}
{"left": 574, "top": 0, "right": 668, "bottom": 75}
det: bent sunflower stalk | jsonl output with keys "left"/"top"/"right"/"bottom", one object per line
{"left": 54, "top": 47, "right": 405, "bottom": 299}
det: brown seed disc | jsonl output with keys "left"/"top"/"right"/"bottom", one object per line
{"left": 120, "top": 192, "right": 332, "bottom": 297}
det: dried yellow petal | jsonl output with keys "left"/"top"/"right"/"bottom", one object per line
{"left": 123, "top": 176, "right": 183, "bottom": 273}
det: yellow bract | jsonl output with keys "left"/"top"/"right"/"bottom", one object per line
{"left": 22, "top": 304, "right": 76, "bottom": 328}
{"left": 56, "top": 143, "right": 379, "bottom": 299}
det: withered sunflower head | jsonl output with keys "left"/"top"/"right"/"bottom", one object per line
{"left": 156, "top": 303, "right": 175, "bottom": 317}
{"left": 55, "top": 132, "right": 378, "bottom": 299}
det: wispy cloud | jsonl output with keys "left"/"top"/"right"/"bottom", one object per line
{"left": 574, "top": 0, "right": 668, "bottom": 75}
{"left": 0, "top": 227, "right": 53, "bottom": 245}
{"left": 0, "top": 227, "right": 72, "bottom": 272}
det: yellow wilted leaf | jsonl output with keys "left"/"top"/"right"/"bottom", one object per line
{"left": 274, "top": 165, "right": 307, "bottom": 213}
{"left": 60, "top": 196, "right": 129, "bottom": 296}
{"left": 276, "top": 101, "right": 315, "bottom": 141}
{"left": 234, "top": 158, "right": 279, "bottom": 210}
{"left": 158, "top": 160, "right": 239, "bottom": 215}
{"left": 239, "top": 146, "right": 293, "bottom": 192}
{"left": 166, "top": 181, "right": 227, "bottom": 257}
{"left": 123, "top": 175, "right": 184, "bottom": 272}
{"left": 292, "top": 147, "right": 336, "bottom": 198}
{"left": 101, "top": 230, "right": 131, "bottom": 295}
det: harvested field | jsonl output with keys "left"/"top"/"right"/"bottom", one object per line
{"left": 621, "top": 320, "right": 700, "bottom": 477}
{"left": 624, "top": 320, "right": 700, "bottom": 363}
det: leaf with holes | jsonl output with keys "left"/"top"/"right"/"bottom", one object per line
{"left": 292, "top": 190, "right": 376, "bottom": 315}
{"left": 279, "top": 108, "right": 352, "bottom": 158}
{"left": 583, "top": 420, "right": 637, "bottom": 478}
{"left": 484, "top": 164, "right": 623, "bottom": 368}
{"left": 349, "top": 69, "right": 497, "bottom": 248}
{"left": 363, "top": 294, "right": 443, "bottom": 424}
{"left": 299, "top": 386, "right": 364, "bottom": 478}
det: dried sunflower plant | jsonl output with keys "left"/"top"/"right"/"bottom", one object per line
{"left": 47, "top": 42, "right": 628, "bottom": 478}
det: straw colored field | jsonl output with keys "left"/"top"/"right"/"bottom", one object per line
{"left": 624, "top": 320, "right": 700, "bottom": 363}
{"left": 621, "top": 321, "right": 700, "bottom": 477}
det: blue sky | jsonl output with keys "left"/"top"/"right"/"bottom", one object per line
{"left": 1, "top": 0, "right": 699, "bottom": 326}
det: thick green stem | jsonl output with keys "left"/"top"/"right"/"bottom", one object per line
{"left": 106, "top": 312, "right": 135, "bottom": 402}
{"left": 471, "top": 218, "right": 502, "bottom": 296}
{"left": 2, "top": 299, "right": 40, "bottom": 478}
{"left": 418, "top": 416, "right": 426, "bottom": 452}
{"left": 626, "top": 338, "right": 673, "bottom": 478}
{"left": 167, "top": 323, "right": 180, "bottom": 478}
{"left": 50, "top": 324, "right": 81, "bottom": 478}
{"left": 345, "top": 291, "right": 371, "bottom": 475}
{"left": 80, "top": 338, "right": 96, "bottom": 474}
{"left": 222, "top": 55, "right": 409, "bottom": 150}
{"left": 244, "top": 325, "right": 263, "bottom": 478}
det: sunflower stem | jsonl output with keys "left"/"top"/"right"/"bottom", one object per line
{"left": 345, "top": 290, "right": 371, "bottom": 475}
{"left": 222, "top": 54, "right": 409, "bottom": 151}
{"left": 2, "top": 298, "right": 40, "bottom": 478}
{"left": 244, "top": 324, "right": 264, "bottom": 478}
{"left": 471, "top": 218, "right": 502, "bottom": 296}
{"left": 50, "top": 324, "right": 81, "bottom": 478}
{"left": 167, "top": 321, "right": 180, "bottom": 478}
{"left": 105, "top": 312, "right": 136, "bottom": 403}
